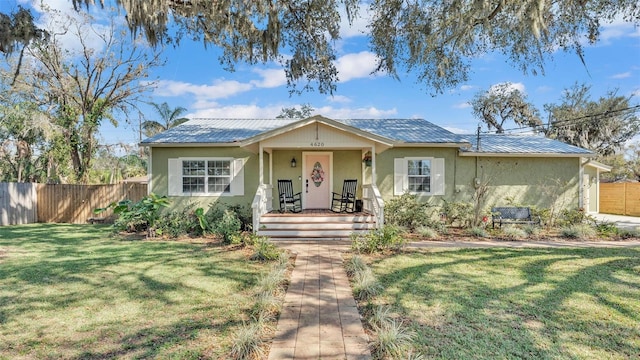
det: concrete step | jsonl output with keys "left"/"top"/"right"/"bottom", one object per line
{"left": 260, "top": 222, "right": 376, "bottom": 230}
{"left": 260, "top": 214, "right": 375, "bottom": 224}
{"left": 257, "top": 228, "right": 370, "bottom": 238}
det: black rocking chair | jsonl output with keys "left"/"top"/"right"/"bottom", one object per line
{"left": 278, "top": 179, "right": 302, "bottom": 213}
{"left": 331, "top": 179, "right": 357, "bottom": 213}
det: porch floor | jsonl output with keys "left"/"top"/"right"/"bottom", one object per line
{"left": 264, "top": 209, "right": 373, "bottom": 216}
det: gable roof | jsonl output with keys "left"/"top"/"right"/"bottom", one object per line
{"left": 140, "top": 116, "right": 469, "bottom": 146}
{"left": 140, "top": 116, "right": 594, "bottom": 157}
{"left": 458, "top": 134, "right": 594, "bottom": 157}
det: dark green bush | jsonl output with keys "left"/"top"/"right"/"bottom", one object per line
{"left": 96, "top": 193, "right": 170, "bottom": 236}
{"left": 384, "top": 193, "right": 439, "bottom": 231}
{"left": 351, "top": 225, "right": 406, "bottom": 254}
{"left": 440, "top": 201, "right": 473, "bottom": 227}
{"left": 205, "top": 203, "right": 253, "bottom": 232}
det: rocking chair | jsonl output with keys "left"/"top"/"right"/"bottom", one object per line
{"left": 278, "top": 179, "right": 302, "bottom": 213}
{"left": 331, "top": 179, "right": 357, "bottom": 213}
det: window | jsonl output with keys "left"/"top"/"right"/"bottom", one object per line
{"left": 394, "top": 157, "right": 444, "bottom": 196}
{"left": 181, "top": 160, "right": 231, "bottom": 193}
{"left": 168, "top": 158, "right": 244, "bottom": 196}
{"left": 407, "top": 159, "right": 431, "bottom": 192}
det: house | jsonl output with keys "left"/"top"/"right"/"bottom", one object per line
{"left": 141, "top": 115, "right": 608, "bottom": 232}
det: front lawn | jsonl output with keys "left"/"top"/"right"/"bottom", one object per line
{"left": 367, "top": 247, "right": 640, "bottom": 359}
{"left": 0, "top": 224, "right": 269, "bottom": 359}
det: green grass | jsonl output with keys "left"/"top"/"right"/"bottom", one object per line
{"left": 0, "top": 224, "right": 271, "bottom": 359}
{"left": 369, "top": 247, "right": 640, "bottom": 359}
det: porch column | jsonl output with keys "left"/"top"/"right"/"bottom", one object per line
{"left": 259, "top": 143, "right": 264, "bottom": 185}
{"left": 371, "top": 144, "right": 376, "bottom": 183}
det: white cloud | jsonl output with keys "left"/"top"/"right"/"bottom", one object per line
{"left": 335, "top": 51, "right": 380, "bottom": 82}
{"left": 326, "top": 95, "right": 352, "bottom": 104}
{"left": 460, "top": 85, "right": 475, "bottom": 91}
{"left": 154, "top": 79, "right": 253, "bottom": 100}
{"left": 453, "top": 102, "right": 471, "bottom": 109}
{"left": 611, "top": 71, "right": 632, "bottom": 79}
{"left": 187, "top": 103, "right": 284, "bottom": 119}
{"left": 251, "top": 68, "right": 288, "bottom": 88}
{"left": 599, "top": 17, "right": 640, "bottom": 42}
{"left": 444, "top": 126, "right": 474, "bottom": 134}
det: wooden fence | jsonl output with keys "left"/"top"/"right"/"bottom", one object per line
{"left": 37, "top": 183, "right": 148, "bottom": 224}
{"left": 0, "top": 182, "right": 38, "bottom": 225}
{"left": 600, "top": 183, "right": 640, "bottom": 216}
{"left": 0, "top": 182, "right": 147, "bottom": 225}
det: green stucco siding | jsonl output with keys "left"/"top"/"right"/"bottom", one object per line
{"left": 584, "top": 166, "right": 598, "bottom": 212}
{"left": 150, "top": 147, "right": 258, "bottom": 209}
{"left": 375, "top": 147, "right": 581, "bottom": 211}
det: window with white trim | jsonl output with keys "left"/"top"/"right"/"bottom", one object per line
{"left": 407, "top": 159, "right": 431, "bottom": 192}
{"left": 168, "top": 157, "right": 244, "bottom": 196}
{"left": 182, "top": 160, "right": 231, "bottom": 193}
{"left": 394, "top": 157, "right": 445, "bottom": 196}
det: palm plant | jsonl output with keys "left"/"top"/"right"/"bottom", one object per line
{"left": 141, "top": 102, "right": 188, "bottom": 137}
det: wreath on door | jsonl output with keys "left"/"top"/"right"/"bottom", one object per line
{"left": 310, "top": 162, "right": 325, "bottom": 187}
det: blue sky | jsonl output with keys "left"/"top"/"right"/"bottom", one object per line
{"left": 5, "top": 0, "right": 640, "bottom": 147}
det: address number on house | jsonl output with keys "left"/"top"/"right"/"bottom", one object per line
{"left": 310, "top": 142, "right": 325, "bottom": 147}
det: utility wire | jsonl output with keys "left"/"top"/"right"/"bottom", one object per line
{"left": 480, "top": 104, "right": 640, "bottom": 134}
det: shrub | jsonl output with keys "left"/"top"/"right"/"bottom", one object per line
{"left": 352, "top": 268, "right": 382, "bottom": 300}
{"left": 154, "top": 204, "right": 202, "bottom": 238}
{"left": 417, "top": 225, "right": 439, "bottom": 239}
{"left": 501, "top": 226, "right": 527, "bottom": 240}
{"left": 560, "top": 224, "right": 597, "bottom": 239}
{"left": 351, "top": 225, "right": 407, "bottom": 254}
{"left": 250, "top": 237, "right": 282, "bottom": 261}
{"left": 618, "top": 228, "right": 640, "bottom": 238}
{"left": 467, "top": 226, "right": 488, "bottom": 238}
{"left": 213, "top": 210, "right": 242, "bottom": 244}
{"left": 372, "top": 319, "right": 414, "bottom": 359}
{"left": 384, "top": 193, "right": 437, "bottom": 230}
{"left": 345, "top": 255, "right": 367, "bottom": 277}
{"left": 595, "top": 221, "right": 619, "bottom": 237}
{"left": 255, "top": 267, "right": 287, "bottom": 293}
{"left": 229, "top": 322, "right": 264, "bottom": 360}
{"left": 440, "top": 201, "right": 474, "bottom": 227}
{"left": 522, "top": 224, "right": 541, "bottom": 237}
{"left": 206, "top": 204, "right": 253, "bottom": 232}
{"left": 558, "top": 208, "right": 595, "bottom": 227}
{"left": 96, "top": 193, "right": 170, "bottom": 237}
{"left": 252, "top": 290, "right": 282, "bottom": 320}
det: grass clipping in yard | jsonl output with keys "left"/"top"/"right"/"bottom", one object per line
{"left": 0, "top": 224, "right": 272, "bottom": 359}
{"left": 368, "top": 247, "right": 640, "bottom": 359}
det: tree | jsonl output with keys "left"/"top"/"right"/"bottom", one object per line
{"left": 0, "top": 6, "right": 48, "bottom": 84}
{"left": 545, "top": 84, "right": 639, "bottom": 157}
{"left": 276, "top": 104, "right": 315, "bottom": 119}
{"left": 12, "top": 11, "right": 162, "bottom": 183}
{"left": 64, "top": 0, "right": 638, "bottom": 93}
{"left": 471, "top": 82, "right": 542, "bottom": 133}
{"left": 141, "top": 102, "right": 188, "bottom": 137}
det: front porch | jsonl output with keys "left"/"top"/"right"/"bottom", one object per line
{"left": 252, "top": 183, "right": 384, "bottom": 239}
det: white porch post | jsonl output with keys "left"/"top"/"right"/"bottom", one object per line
{"left": 259, "top": 143, "right": 264, "bottom": 185}
{"left": 371, "top": 144, "right": 376, "bottom": 183}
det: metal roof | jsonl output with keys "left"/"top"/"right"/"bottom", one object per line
{"left": 140, "top": 117, "right": 593, "bottom": 156}
{"left": 141, "top": 117, "right": 468, "bottom": 145}
{"left": 458, "top": 134, "right": 594, "bottom": 156}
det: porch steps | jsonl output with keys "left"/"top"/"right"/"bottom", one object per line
{"left": 257, "top": 212, "right": 377, "bottom": 240}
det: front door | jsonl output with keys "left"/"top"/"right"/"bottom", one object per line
{"left": 303, "top": 152, "right": 332, "bottom": 209}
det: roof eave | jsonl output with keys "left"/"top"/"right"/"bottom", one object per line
{"left": 394, "top": 142, "right": 471, "bottom": 148}
{"left": 458, "top": 151, "right": 595, "bottom": 158}
{"left": 141, "top": 142, "right": 241, "bottom": 148}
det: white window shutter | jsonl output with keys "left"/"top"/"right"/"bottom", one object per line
{"left": 230, "top": 158, "right": 245, "bottom": 196}
{"left": 168, "top": 159, "right": 182, "bottom": 196}
{"left": 393, "top": 158, "right": 406, "bottom": 196}
{"left": 432, "top": 158, "right": 445, "bottom": 195}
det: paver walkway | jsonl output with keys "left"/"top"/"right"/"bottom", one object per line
{"left": 269, "top": 240, "right": 371, "bottom": 360}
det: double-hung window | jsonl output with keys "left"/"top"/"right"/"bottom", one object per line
{"left": 394, "top": 157, "right": 445, "bottom": 195}
{"left": 181, "top": 160, "right": 231, "bottom": 193}
{"left": 407, "top": 159, "right": 431, "bottom": 192}
{"left": 169, "top": 157, "right": 244, "bottom": 196}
